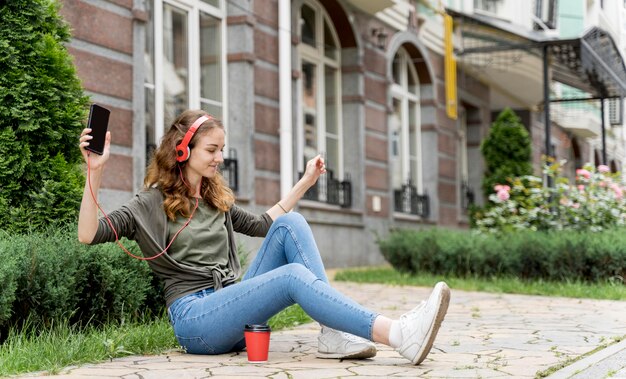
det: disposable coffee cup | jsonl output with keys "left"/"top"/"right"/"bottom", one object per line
{"left": 244, "top": 324, "right": 271, "bottom": 362}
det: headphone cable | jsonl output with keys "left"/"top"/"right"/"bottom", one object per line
{"left": 86, "top": 151, "right": 198, "bottom": 261}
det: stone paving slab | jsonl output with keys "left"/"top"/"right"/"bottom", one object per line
{"left": 546, "top": 338, "right": 626, "bottom": 379}
{"left": 14, "top": 281, "right": 626, "bottom": 379}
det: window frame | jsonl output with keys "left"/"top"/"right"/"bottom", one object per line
{"left": 295, "top": 0, "right": 344, "bottom": 180}
{"left": 146, "top": 0, "right": 228, "bottom": 150}
{"left": 390, "top": 47, "right": 423, "bottom": 195}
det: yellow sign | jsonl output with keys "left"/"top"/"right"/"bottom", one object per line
{"left": 444, "top": 14, "right": 457, "bottom": 120}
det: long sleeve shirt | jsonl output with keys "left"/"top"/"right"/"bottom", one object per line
{"left": 89, "top": 187, "right": 273, "bottom": 308}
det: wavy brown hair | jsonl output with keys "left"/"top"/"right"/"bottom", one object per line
{"left": 144, "top": 109, "right": 235, "bottom": 221}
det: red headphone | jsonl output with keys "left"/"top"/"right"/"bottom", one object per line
{"left": 175, "top": 115, "right": 211, "bottom": 162}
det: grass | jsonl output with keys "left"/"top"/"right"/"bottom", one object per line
{"left": 0, "top": 305, "right": 311, "bottom": 377}
{"left": 333, "top": 267, "right": 626, "bottom": 300}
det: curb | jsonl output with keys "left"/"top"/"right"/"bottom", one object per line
{"left": 545, "top": 338, "right": 626, "bottom": 379}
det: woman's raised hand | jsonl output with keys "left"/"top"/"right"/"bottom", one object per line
{"left": 79, "top": 128, "right": 111, "bottom": 171}
{"left": 302, "top": 154, "right": 327, "bottom": 186}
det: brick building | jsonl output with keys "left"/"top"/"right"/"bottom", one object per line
{"left": 60, "top": 0, "right": 626, "bottom": 266}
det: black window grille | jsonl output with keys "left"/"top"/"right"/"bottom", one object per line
{"left": 393, "top": 181, "right": 429, "bottom": 217}
{"left": 461, "top": 181, "right": 475, "bottom": 210}
{"left": 300, "top": 169, "right": 352, "bottom": 208}
{"left": 221, "top": 148, "right": 239, "bottom": 192}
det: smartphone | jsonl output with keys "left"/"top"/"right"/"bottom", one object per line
{"left": 85, "top": 104, "right": 110, "bottom": 155}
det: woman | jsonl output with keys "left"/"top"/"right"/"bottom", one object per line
{"left": 78, "top": 109, "right": 450, "bottom": 365}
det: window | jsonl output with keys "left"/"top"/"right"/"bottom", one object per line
{"left": 144, "top": 0, "right": 226, "bottom": 154}
{"left": 297, "top": 1, "right": 344, "bottom": 204}
{"left": 534, "top": 0, "right": 558, "bottom": 30}
{"left": 391, "top": 47, "right": 427, "bottom": 217}
{"left": 474, "top": 0, "right": 502, "bottom": 14}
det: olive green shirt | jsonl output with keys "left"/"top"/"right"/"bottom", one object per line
{"left": 167, "top": 201, "right": 230, "bottom": 274}
{"left": 89, "top": 187, "right": 273, "bottom": 308}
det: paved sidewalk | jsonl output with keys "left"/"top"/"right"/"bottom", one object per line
{"left": 16, "top": 280, "right": 626, "bottom": 379}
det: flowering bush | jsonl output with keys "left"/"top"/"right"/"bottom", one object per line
{"left": 473, "top": 160, "right": 626, "bottom": 233}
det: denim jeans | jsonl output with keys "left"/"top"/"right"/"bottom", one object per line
{"left": 167, "top": 212, "right": 379, "bottom": 354}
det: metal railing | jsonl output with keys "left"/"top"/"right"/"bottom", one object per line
{"left": 301, "top": 170, "right": 352, "bottom": 208}
{"left": 461, "top": 181, "right": 475, "bottom": 210}
{"left": 221, "top": 148, "right": 238, "bottom": 192}
{"left": 393, "top": 181, "right": 429, "bottom": 217}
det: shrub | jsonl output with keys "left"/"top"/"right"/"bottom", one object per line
{"left": 474, "top": 161, "right": 626, "bottom": 233}
{"left": 378, "top": 228, "right": 626, "bottom": 283}
{"left": 0, "top": 226, "right": 163, "bottom": 341}
{"left": 0, "top": 0, "right": 89, "bottom": 233}
{"left": 480, "top": 108, "right": 532, "bottom": 199}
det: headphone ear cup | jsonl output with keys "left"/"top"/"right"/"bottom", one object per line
{"left": 176, "top": 146, "right": 190, "bottom": 162}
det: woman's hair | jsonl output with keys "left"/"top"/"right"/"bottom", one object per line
{"left": 144, "top": 109, "right": 235, "bottom": 220}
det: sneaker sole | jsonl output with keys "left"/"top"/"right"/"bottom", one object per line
{"left": 315, "top": 346, "right": 377, "bottom": 360}
{"left": 412, "top": 282, "right": 450, "bottom": 365}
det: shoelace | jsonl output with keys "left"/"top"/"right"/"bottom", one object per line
{"left": 338, "top": 331, "right": 367, "bottom": 342}
{"left": 400, "top": 300, "right": 427, "bottom": 321}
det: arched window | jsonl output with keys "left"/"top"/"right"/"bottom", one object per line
{"left": 391, "top": 47, "right": 422, "bottom": 194}
{"left": 391, "top": 47, "right": 425, "bottom": 216}
{"left": 297, "top": 1, "right": 343, "bottom": 202}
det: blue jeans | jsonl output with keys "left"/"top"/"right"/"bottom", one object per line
{"left": 168, "top": 212, "right": 379, "bottom": 354}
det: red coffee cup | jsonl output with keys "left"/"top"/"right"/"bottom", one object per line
{"left": 244, "top": 324, "right": 271, "bottom": 362}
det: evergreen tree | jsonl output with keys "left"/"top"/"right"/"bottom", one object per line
{"left": 0, "top": 0, "right": 89, "bottom": 232}
{"left": 480, "top": 108, "right": 533, "bottom": 199}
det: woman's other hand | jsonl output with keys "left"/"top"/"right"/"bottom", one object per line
{"left": 302, "top": 154, "right": 327, "bottom": 187}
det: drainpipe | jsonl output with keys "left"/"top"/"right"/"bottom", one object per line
{"left": 279, "top": 0, "right": 293, "bottom": 198}
{"left": 601, "top": 98, "right": 607, "bottom": 165}
{"left": 543, "top": 44, "right": 553, "bottom": 188}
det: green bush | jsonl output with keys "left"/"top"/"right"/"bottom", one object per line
{"left": 379, "top": 228, "right": 626, "bottom": 282}
{"left": 0, "top": 226, "right": 163, "bottom": 341}
{"left": 474, "top": 162, "right": 626, "bottom": 233}
{"left": 0, "top": 0, "right": 89, "bottom": 233}
{"left": 480, "top": 108, "right": 532, "bottom": 199}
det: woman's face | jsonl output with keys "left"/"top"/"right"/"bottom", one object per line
{"left": 185, "top": 127, "right": 225, "bottom": 180}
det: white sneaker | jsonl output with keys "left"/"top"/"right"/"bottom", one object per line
{"left": 396, "top": 281, "right": 450, "bottom": 365}
{"left": 316, "top": 327, "right": 377, "bottom": 359}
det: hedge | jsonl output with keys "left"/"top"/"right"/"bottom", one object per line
{"left": 379, "top": 228, "right": 626, "bottom": 282}
{"left": 0, "top": 225, "right": 252, "bottom": 342}
{"left": 0, "top": 226, "right": 162, "bottom": 342}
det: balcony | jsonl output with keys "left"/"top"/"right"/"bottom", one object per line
{"left": 301, "top": 170, "right": 352, "bottom": 208}
{"left": 393, "top": 181, "right": 429, "bottom": 217}
{"left": 221, "top": 149, "right": 238, "bottom": 192}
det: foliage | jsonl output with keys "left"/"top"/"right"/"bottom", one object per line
{"left": 0, "top": 0, "right": 89, "bottom": 232}
{"left": 480, "top": 108, "right": 533, "bottom": 199}
{"left": 474, "top": 161, "right": 626, "bottom": 233}
{"left": 0, "top": 225, "right": 163, "bottom": 340}
{"left": 378, "top": 228, "right": 626, "bottom": 283}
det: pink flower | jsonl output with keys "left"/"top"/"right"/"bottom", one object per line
{"left": 576, "top": 169, "right": 591, "bottom": 179}
{"left": 571, "top": 203, "right": 580, "bottom": 209}
{"left": 598, "top": 165, "right": 610, "bottom": 173}
{"left": 494, "top": 184, "right": 510, "bottom": 192}
{"left": 577, "top": 185, "right": 585, "bottom": 192}
{"left": 609, "top": 183, "right": 623, "bottom": 199}
{"left": 497, "top": 190, "right": 510, "bottom": 201}
{"left": 599, "top": 181, "right": 606, "bottom": 187}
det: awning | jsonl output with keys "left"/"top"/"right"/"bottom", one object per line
{"left": 447, "top": 9, "right": 626, "bottom": 100}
